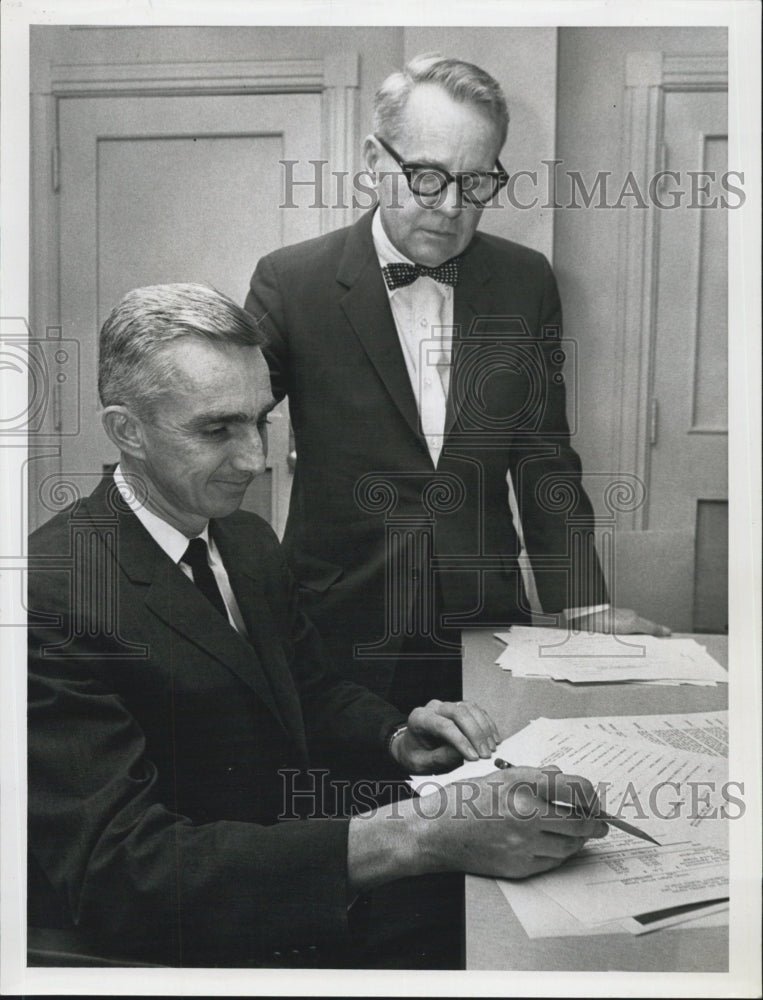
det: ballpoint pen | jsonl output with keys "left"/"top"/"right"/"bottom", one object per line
{"left": 493, "top": 758, "right": 661, "bottom": 846}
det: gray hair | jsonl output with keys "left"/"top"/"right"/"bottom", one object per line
{"left": 98, "top": 282, "right": 265, "bottom": 415}
{"left": 373, "top": 53, "right": 510, "bottom": 149}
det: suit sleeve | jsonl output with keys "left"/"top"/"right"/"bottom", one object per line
{"left": 507, "top": 256, "right": 609, "bottom": 612}
{"left": 28, "top": 581, "right": 353, "bottom": 966}
{"left": 256, "top": 520, "right": 407, "bottom": 775}
{"left": 245, "top": 253, "right": 290, "bottom": 403}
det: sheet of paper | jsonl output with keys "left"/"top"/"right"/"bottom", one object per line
{"left": 493, "top": 627, "right": 727, "bottom": 685}
{"left": 495, "top": 876, "right": 620, "bottom": 937}
{"left": 418, "top": 711, "right": 730, "bottom": 936}
{"left": 496, "top": 873, "right": 728, "bottom": 938}
{"left": 413, "top": 717, "right": 729, "bottom": 842}
{"left": 531, "top": 711, "right": 728, "bottom": 758}
{"left": 530, "top": 833, "right": 728, "bottom": 925}
{"left": 619, "top": 899, "right": 729, "bottom": 935}
{"left": 501, "top": 718, "right": 729, "bottom": 843}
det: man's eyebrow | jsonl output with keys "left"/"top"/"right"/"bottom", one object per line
{"left": 187, "top": 411, "right": 246, "bottom": 427}
{"left": 188, "top": 402, "right": 276, "bottom": 428}
{"left": 403, "top": 155, "right": 492, "bottom": 174}
{"left": 404, "top": 154, "right": 451, "bottom": 170}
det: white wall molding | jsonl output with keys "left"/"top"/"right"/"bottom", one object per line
{"left": 46, "top": 58, "right": 327, "bottom": 96}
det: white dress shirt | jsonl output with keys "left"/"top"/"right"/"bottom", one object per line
{"left": 113, "top": 465, "right": 248, "bottom": 636}
{"left": 372, "top": 209, "right": 454, "bottom": 466}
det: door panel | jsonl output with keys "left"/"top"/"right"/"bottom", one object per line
{"left": 648, "top": 89, "right": 728, "bottom": 630}
{"left": 51, "top": 92, "right": 321, "bottom": 533}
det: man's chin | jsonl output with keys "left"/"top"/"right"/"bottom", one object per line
{"left": 415, "top": 235, "right": 464, "bottom": 265}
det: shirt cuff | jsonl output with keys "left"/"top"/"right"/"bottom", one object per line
{"left": 564, "top": 603, "right": 611, "bottom": 621}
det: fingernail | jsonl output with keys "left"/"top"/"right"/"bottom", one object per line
{"left": 479, "top": 743, "right": 489, "bottom": 757}
{"left": 466, "top": 749, "right": 478, "bottom": 760}
{"left": 488, "top": 737, "right": 496, "bottom": 751}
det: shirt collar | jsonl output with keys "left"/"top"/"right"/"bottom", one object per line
{"left": 372, "top": 208, "right": 415, "bottom": 268}
{"left": 113, "top": 463, "right": 209, "bottom": 565}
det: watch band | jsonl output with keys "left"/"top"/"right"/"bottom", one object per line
{"left": 386, "top": 722, "right": 409, "bottom": 757}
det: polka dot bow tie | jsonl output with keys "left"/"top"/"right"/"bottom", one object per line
{"left": 381, "top": 256, "right": 461, "bottom": 290}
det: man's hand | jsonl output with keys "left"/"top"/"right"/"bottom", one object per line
{"left": 347, "top": 765, "right": 609, "bottom": 892}
{"left": 419, "top": 765, "right": 610, "bottom": 880}
{"left": 390, "top": 699, "right": 500, "bottom": 774}
{"left": 569, "top": 606, "right": 671, "bottom": 637}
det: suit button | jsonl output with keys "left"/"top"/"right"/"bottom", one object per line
{"left": 272, "top": 950, "right": 282, "bottom": 959}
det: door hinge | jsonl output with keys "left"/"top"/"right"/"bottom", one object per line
{"left": 53, "top": 381, "right": 62, "bottom": 432}
{"left": 649, "top": 397, "right": 659, "bottom": 446}
{"left": 52, "top": 145, "right": 60, "bottom": 192}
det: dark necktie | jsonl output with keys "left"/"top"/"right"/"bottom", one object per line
{"left": 381, "top": 256, "right": 461, "bottom": 291}
{"left": 181, "top": 537, "right": 228, "bottom": 621}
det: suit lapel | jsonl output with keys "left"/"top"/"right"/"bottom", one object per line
{"left": 213, "top": 521, "right": 309, "bottom": 755}
{"left": 83, "top": 482, "right": 289, "bottom": 733}
{"left": 446, "top": 235, "right": 494, "bottom": 436}
{"left": 336, "top": 213, "right": 423, "bottom": 442}
{"left": 143, "top": 569, "right": 290, "bottom": 734}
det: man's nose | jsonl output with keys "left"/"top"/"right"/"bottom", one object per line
{"left": 436, "top": 178, "right": 464, "bottom": 216}
{"left": 230, "top": 425, "right": 267, "bottom": 474}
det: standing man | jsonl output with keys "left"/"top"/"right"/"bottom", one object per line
{"left": 246, "top": 54, "right": 668, "bottom": 712}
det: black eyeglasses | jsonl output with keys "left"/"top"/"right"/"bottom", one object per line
{"left": 374, "top": 133, "right": 508, "bottom": 207}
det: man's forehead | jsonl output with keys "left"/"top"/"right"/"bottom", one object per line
{"left": 164, "top": 337, "right": 266, "bottom": 376}
{"left": 396, "top": 84, "right": 500, "bottom": 152}
{"left": 152, "top": 340, "right": 272, "bottom": 412}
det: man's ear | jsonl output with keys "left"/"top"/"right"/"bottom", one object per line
{"left": 101, "top": 405, "right": 145, "bottom": 459}
{"left": 362, "top": 134, "right": 381, "bottom": 175}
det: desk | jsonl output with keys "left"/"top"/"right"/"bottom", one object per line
{"left": 462, "top": 630, "right": 729, "bottom": 972}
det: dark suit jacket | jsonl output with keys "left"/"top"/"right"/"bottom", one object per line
{"left": 27, "top": 477, "right": 404, "bottom": 967}
{"left": 245, "top": 211, "right": 607, "bottom": 696}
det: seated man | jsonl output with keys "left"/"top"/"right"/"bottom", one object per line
{"left": 27, "top": 283, "right": 607, "bottom": 968}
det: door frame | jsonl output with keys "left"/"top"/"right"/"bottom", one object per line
{"left": 612, "top": 52, "right": 728, "bottom": 531}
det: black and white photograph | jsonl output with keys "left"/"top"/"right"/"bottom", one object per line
{"left": 1, "top": 1, "right": 760, "bottom": 995}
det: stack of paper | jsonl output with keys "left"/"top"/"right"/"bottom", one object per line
{"left": 493, "top": 627, "right": 728, "bottom": 685}
{"left": 410, "top": 711, "right": 730, "bottom": 937}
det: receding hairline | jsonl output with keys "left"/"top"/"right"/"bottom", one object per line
{"left": 373, "top": 54, "right": 510, "bottom": 149}
{"left": 396, "top": 82, "right": 502, "bottom": 142}
{"left": 97, "top": 281, "right": 266, "bottom": 413}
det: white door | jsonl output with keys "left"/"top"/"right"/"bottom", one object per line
{"left": 648, "top": 90, "right": 728, "bottom": 630}
{"left": 44, "top": 91, "right": 322, "bottom": 533}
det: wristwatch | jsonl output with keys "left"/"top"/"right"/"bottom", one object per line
{"left": 385, "top": 722, "right": 409, "bottom": 758}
